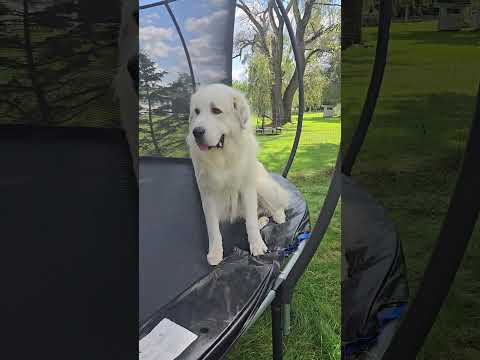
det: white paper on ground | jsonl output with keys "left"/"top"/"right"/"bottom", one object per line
{"left": 139, "top": 318, "right": 198, "bottom": 360}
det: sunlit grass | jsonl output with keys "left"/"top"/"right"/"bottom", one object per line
{"left": 228, "top": 114, "right": 341, "bottom": 360}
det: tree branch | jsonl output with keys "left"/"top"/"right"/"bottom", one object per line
{"left": 236, "top": 1, "right": 270, "bottom": 57}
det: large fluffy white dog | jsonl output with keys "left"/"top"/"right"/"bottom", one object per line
{"left": 187, "top": 84, "right": 290, "bottom": 266}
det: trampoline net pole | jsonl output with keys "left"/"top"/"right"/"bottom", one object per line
{"left": 164, "top": 2, "right": 197, "bottom": 92}
{"left": 272, "top": 299, "right": 283, "bottom": 360}
{"left": 274, "top": 0, "right": 305, "bottom": 178}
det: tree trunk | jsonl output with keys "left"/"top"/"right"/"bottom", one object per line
{"left": 342, "top": 0, "right": 363, "bottom": 49}
{"left": 146, "top": 87, "right": 160, "bottom": 154}
{"left": 23, "top": 0, "right": 50, "bottom": 123}
{"left": 282, "top": 30, "right": 306, "bottom": 124}
{"left": 270, "top": 22, "right": 284, "bottom": 128}
{"left": 271, "top": 71, "right": 283, "bottom": 128}
{"left": 282, "top": 73, "right": 296, "bottom": 124}
{"left": 405, "top": 5, "right": 410, "bottom": 21}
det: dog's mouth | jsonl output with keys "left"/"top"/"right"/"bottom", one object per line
{"left": 197, "top": 134, "right": 225, "bottom": 151}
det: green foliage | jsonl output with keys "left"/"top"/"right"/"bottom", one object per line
{"left": 232, "top": 80, "right": 248, "bottom": 95}
{"left": 139, "top": 51, "right": 192, "bottom": 157}
{"left": 247, "top": 52, "right": 272, "bottom": 118}
{"left": 0, "top": 1, "right": 120, "bottom": 126}
{"left": 304, "top": 63, "right": 326, "bottom": 111}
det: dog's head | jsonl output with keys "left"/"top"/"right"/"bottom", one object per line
{"left": 187, "top": 84, "right": 251, "bottom": 152}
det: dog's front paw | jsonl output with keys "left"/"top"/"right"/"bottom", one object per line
{"left": 272, "top": 209, "right": 286, "bottom": 224}
{"left": 249, "top": 233, "right": 268, "bottom": 256}
{"left": 207, "top": 247, "right": 223, "bottom": 266}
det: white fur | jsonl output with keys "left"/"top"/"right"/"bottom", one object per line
{"left": 187, "top": 84, "right": 289, "bottom": 266}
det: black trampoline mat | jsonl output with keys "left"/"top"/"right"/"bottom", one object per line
{"left": 342, "top": 175, "right": 409, "bottom": 357}
{"left": 139, "top": 157, "right": 309, "bottom": 358}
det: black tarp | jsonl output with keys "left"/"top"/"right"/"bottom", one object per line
{"left": 342, "top": 174, "right": 409, "bottom": 359}
{"left": 1, "top": 126, "right": 138, "bottom": 359}
{"left": 139, "top": 157, "right": 310, "bottom": 359}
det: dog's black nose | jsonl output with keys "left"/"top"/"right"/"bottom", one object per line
{"left": 193, "top": 127, "right": 206, "bottom": 139}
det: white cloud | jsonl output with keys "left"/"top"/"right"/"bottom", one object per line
{"left": 140, "top": 25, "right": 174, "bottom": 42}
{"left": 141, "top": 13, "right": 160, "bottom": 25}
{"left": 209, "top": 0, "right": 227, "bottom": 6}
{"left": 201, "top": 69, "right": 227, "bottom": 82}
{"left": 142, "top": 42, "right": 172, "bottom": 59}
{"left": 183, "top": 10, "right": 232, "bottom": 83}
{"left": 140, "top": 25, "right": 176, "bottom": 58}
{"left": 185, "top": 10, "right": 228, "bottom": 32}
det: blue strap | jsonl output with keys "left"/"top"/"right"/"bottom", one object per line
{"left": 378, "top": 303, "right": 406, "bottom": 327}
{"left": 343, "top": 303, "right": 407, "bottom": 357}
{"left": 280, "top": 231, "right": 310, "bottom": 257}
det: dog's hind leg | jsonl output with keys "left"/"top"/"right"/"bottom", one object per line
{"left": 256, "top": 163, "right": 289, "bottom": 224}
{"left": 258, "top": 216, "right": 269, "bottom": 229}
{"left": 272, "top": 209, "right": 286, "bottom": 224}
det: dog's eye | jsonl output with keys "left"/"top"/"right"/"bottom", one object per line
{"left": 195, "top": 108, "right": 200, "bottom": 115}
{"left": 211, "top": 107, "right": 222, "bottom": 115}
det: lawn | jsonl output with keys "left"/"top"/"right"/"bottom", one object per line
{"left": 227, "top": 112, "right": 341, "bottom": 360}
{"left": 342, "top": 21, "right": 480, "bottom": 359}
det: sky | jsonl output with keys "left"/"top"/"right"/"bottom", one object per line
{"left": 139, "top": 0, "right": 246, "bottom": 84}
{"left": 138, "top": 0, "right": 340, "bottom": 84}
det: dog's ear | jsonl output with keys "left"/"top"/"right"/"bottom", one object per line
{"left": 232, "top": 90, "right": 250, "bottom": 129}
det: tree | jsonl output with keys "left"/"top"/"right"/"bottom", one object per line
{"left": 247, "top": 52, "right": 272, "bottom": 128}
{"left": 0, "top": 0, "right": 120, "bottom": 126}
{"left": 232, "top": 80, "right": 249, "bottom": 95}
{"left": 235, "top": 0, "right": 339, "bottom": 124}
{"left": 322, "top": 41, "right": 340, "bottom": 105}
{"left": 138, "top": 50, "right": 193, "bottom": 156}
{"left": 139, "top": 51, "right": 166, "bottom": 154}
{"left": 283, "top": 2, "right": 340, "bottom": 122}
{"left": 235, "top": 0, "right": 291, "bottom": 127}
{"left": 342, "top": 0, "right": 363, "bottom": 49}
{"left": 303, "top": 62, "right": 325, "bottom": 112}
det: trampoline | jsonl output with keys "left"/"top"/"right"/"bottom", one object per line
{"left": 137, "top": 1, "right": 334, "bottom": 359}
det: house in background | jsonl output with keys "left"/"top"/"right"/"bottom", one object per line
{"left": 322, "top": 104, "right": 335, "bottom": 118}
{"left": 434, "top": 0, "right": 471, "bottom": 30}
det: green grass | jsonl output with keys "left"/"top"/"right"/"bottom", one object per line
{"left": 343, "top": 21, "right": 480, "bottom": 359}
{"left": 227, "top": 112, "right": 341, "bottom": 360}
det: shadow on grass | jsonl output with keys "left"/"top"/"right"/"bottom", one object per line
{"left": 343, "top": 91, "right": 476, "bottom": 167}
{"left": 392, "top": 29, "right": 480, "bottom": 46}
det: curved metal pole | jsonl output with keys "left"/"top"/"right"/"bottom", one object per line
{"left": 341, "top": 0, "right": 393, "bottom": 176}
{"left": 139, "top": 0, "right": 178, "bottom": 11}
{"left": 279, "top": 151, "right": 341, "bottom": 300}
{"left": 164, "top": 2, "right": 197, "bottom": 92}
{"left": 383, "top": 84, "right": 480, "bottom": 360}
{"left": 275, "top": 0, "right": 304, "bottom": 178}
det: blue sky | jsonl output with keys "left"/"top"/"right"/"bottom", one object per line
{"left": 139, "top": 0, "right": 243, "bottom": 84}
{"left": 139, "top": 0, "right": 340, "bottom": 84}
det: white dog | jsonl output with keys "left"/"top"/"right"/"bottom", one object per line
{"left": 187, "top": 84, "right": 290, "bottom": 266}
